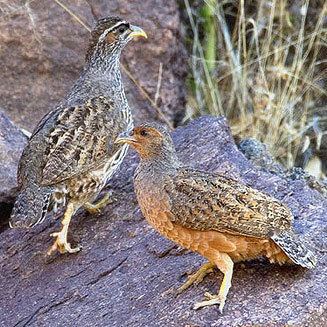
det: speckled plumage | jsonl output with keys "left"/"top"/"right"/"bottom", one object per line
{"left": 10, "top": 17, "right": 147, "bottom": 254}
{"left": 116, "top": 122, "right": 317, "bottom": 311}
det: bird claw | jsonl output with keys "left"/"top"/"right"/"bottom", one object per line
{"left": 47, "top": 240, "right": 81, "bottom": 256}
{"left": 47, "top": 232, "right": 81, "bottom": 255}
{"left": 193, "top": 292, "right": 225, "bottom": 312}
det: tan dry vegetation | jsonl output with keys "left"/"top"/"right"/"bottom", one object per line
{"left": 184, "top": 0, "right": 327, "bottom": 174}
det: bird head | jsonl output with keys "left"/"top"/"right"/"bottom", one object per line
{"left": 115, "top": 123, "right": 178, "bottom": 162}
{"left": 86, "top": 16, "right": 147, "bottom": 62}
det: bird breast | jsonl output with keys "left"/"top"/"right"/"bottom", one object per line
{"left": 134, "top": 170, "right": 175, "bottom": 234}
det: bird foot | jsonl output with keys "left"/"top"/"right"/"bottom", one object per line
{"left": 193, "top": 292, "right": 225, "bottom": 312}
{"left": 47, "top": 231, "right": 81, "bottom": 255}
{"left": 84, "top": 193, "right": 113, "bottom": 214}
{"left": 176, "top": 262, "right": 215, "bottom": 294}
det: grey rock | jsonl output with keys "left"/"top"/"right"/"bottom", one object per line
{"left": 0, "top": 116, "right": 326, "bottom": 326}
{"left": 239, "top": 138, "right": 327, "bottom": 196}
{"left": 286, "top": 167, "right": 327, "bottom": 196}
{"left": 238, "top": 137, "right": 284, "bottom": 174}
{"left": 0, "top": 110, "right": 27, "bottom": 203}
{"left": 0, "top": 0, "right": 187, "bottom": 131}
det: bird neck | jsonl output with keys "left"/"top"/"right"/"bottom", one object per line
{"left": 138, "top": 149, "right": 181, "bottom": 177}
{"left": 67, "top": 51, "right": 126, "bottom": 105}
{"left": 85, "top": 52, "right": 123, "bottom": 86}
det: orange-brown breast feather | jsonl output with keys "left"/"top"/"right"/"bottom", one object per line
{"left": 168, "top": 221, "right": 290, "bottom": 264}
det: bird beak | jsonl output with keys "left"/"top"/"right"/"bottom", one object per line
{"left": 115, "top": 131, "right": 137, "bottom": 145}
{"left": 129, "top": 25, "right": 147, "bottom": 39}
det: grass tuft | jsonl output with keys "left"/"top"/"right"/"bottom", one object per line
{"left": 183, "top": 0, "right": 327, "bottom": 174}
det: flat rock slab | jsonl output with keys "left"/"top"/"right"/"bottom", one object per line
{"left": 0, "top": 117, "right": 326, "bottom": 326}
{"left": 0, "top": 0, "right": 186, "bottom": 130}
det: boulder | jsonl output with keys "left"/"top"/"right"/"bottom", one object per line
{"left": 0, "top": 0, "right": 186, "bottom": 132}
{"left": 0, "top": 116, "right": 326, "bottom": 326}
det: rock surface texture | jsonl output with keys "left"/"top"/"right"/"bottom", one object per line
{"left": 0, "top": 0, "right": 186, "bottom": 131}
{"left": 0, "top": 116, "right": 326, "bottom": 326}
{"left": 0, "top": 110, "right": 27, "bottom": 203}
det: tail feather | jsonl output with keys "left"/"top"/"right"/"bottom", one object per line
{"left": 10, "top": 183, "right": 52, "bottom": 228}
{"left": 271, "top": 230, "right": 317, "bottom": 269}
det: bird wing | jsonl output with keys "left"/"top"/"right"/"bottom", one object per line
{"left": 166, "top": 168, "right": 292, "bottom": 238}
{"left": 37, "top": 96, "right": 129, "bottom": 185}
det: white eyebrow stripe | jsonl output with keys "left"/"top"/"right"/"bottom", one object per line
{"left": 98, "top": 21, "right": 128, "bottom": 42}
{"left": 106, "top": 21, "right": 128, "bottom": 33}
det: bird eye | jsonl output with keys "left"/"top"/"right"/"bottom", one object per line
{"left": 117, "top": 24, "right": 128, "bottom": 34}
{"left": 140, "top": 129, "right": 148, "bottom": 137}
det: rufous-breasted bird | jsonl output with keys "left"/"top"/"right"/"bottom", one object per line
{"left": 116, "top": 122, "right": 317, "bottom": 312}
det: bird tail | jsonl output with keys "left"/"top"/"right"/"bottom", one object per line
{"left": 10, "top": 183, "right": 52, "bottom": 228}
{"left": 271, "top": 230, "right": 317, "bottom": 269}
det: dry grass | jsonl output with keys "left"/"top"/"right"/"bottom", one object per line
{"left": 184, "top": 0, "right": 327, "bottom": 172}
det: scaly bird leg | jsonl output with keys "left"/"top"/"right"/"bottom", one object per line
{"left": 176, "top": 262, "right": 216, "bottom": 294}
{"left": 83, "top": 192, "right": 112, "bottom": 214}
{"left": 194, "top": 253, "right": 234, "bottom": 313}
{"left": 47, "top": 203, "right": 80, "bottom": 255}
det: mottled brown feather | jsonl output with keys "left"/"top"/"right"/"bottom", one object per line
{"left": 40, "top": 96, "right": 128, "bottom": 185}
{"left": 166, "top": 167, "right": 292, "bottom": 238}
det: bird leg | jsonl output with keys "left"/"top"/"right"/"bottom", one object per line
{"left": 194, "top": 253, "right": 234, "bottom": 313}
{"left": 176, "top": 262, "right": 216, "bottom": 294}
{"left": 47, "top": 203, "right": 80, "bottom": 255}
{"left": 83, "top": 192, "right": 112, "bottom": 214}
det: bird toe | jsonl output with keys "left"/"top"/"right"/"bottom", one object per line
{"left": 193, "top": 292, "right": 223, "bottom": 311}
